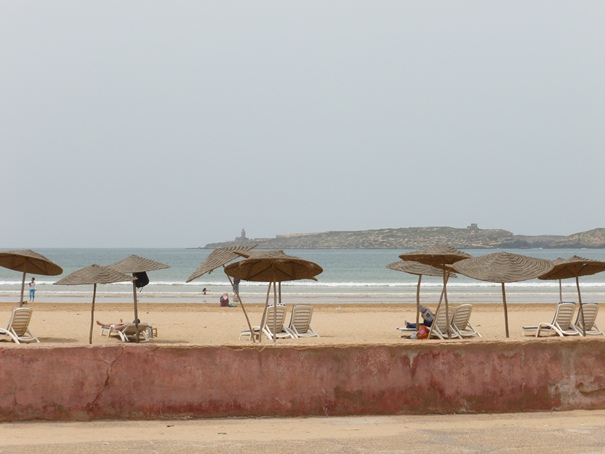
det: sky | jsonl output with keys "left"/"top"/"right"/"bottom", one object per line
{"left": 1, "top": 1, "right": 604, "bottom": 248}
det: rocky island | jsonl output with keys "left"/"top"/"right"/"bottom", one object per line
{"left": 202, "top": 225, "right": 605, "bottom": 249}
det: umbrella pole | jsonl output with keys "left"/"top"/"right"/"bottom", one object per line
{"left": 576, "top": 276, "right": 586, "bottom": 336}
{"left": 430, "top": 278, "right": 447, "bottom": 339}
{"left": 273, "top": 276, "right": 277, "bottom": 344}
{"left": 259, "top": 282, "right": 272, "bottom": 344}
{"left": 20, "top": 272, "right": 26, "bottom": 307}
{"left": 89, "top": 283, "right": 97, "bottom": 345}
{"left": 558, "top": 279, "right": 563, "bottom": 302}
{"left": 502, "top": 283, "right": 509, "bottom": 338}
{"left": 132, "top": 281, "right": 140, "bottom": 343}
{"left": 443, "top": 269, "right": 451, "bottom": 339}
{"left": 225, "top": 271, "right": 255, "bottom": 343}
{"left": 415, "top": 275, "right": 422, "bottom": 333}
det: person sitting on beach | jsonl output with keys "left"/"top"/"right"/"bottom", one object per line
{"left": 404, "top": 305, "right": 435, "bottom": 328}
{"left": 219, "top": 292, "right": 235, "bottom": 307}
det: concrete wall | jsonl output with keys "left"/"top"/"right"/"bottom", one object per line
{"left": 1, "top": 340, "right": 605, "bottom": 421}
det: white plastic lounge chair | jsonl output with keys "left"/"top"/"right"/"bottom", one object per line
{"left": 286, "top": 304, "right": 319, "bottom": 338}
{"left": 240, "top": 305, "right": 293, "bottom": 341}
{"left": 0, "top": 306, "right": 39, "bottom": 344}
{"left": 99, "top": 324, "right": 112, "bottom": 336}
{"left": 396, "top": 326, "right": 416, "bottom": 337}
{"left": 451, "top": 304, "right": 482, "bottom": 338}
{"left": 574, "top": 303, "right": 604, "bottom": 336}
{"left": 108, "top": 322, "right": 151, "bottom": 342}
{"left": 262, "top": 305, "right": 294, "bottom": 340}
{"left": 522, "top": 302, "right": 580, "bottom": 337}
{"left": 101, "top": 322, "right": 155, "bottom": 339}
{"left": 428, "top": 307, "right": 460, "bottom": 340}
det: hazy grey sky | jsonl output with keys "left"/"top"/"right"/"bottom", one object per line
{"left": 2, "top": 1, "right": 604, "bottom": 248}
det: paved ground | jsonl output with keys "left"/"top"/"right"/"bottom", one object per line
{"left": 1, "top": 410, "right": 605, "bottom": 453}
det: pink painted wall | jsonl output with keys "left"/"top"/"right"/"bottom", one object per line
{"left": 1, "top": 340, "right": 604, "bottom": 421}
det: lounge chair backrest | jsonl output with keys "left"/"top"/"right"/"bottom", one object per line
{"left": 433, "top": 308, "right": 450, "bottom": 331}
{"left": 122, "top": 323, "right": 149, "bottom": 335}
{"left": 263, "top": 305, "right": 287, "bottom": 333}
{"left": 428, "top": 307, "right": 457, "bottom": 339}
{"left": 576, "top": 303, "right": 599, "bottom": 331}
{"left": 9, "top": 307, "right": 33, "bottom": 337}
{"left": 452, "top": 304, "right": 472, "bottom": 332}
{"left": 289, "top": 305, "right": 313, "bottom": 334}
{"left": 553, "top": 302, "right": 576, "bottom": 330}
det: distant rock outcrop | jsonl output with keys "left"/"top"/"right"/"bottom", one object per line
{"left": 201, "top": 226, "right": 605, "bottom": 250}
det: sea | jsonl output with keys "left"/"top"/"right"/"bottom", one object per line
{"left": 1, "top": 248, "right": 604, "bottom": 305}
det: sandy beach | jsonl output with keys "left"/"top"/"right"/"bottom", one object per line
{"left": 1, "top": 300, "right": 603, "bottom": 346}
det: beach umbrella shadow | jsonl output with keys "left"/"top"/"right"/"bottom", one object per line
{"left": 186, "top": 244, "right": 258, "bottom": 342}
{"left": 0, "top": 250, "right": 63, "bottom": 306}
{"left": 224, "top": 250, "right": 323, "bottom": 344}
{"left": 452, "top": 252, "right": 554, "bottom": 338}
{"left": 54, "top": 264, "right": 135, "bottom": 344}
{"left": 538, "top": 255, "right": 605, "bottom": 336}
{"left": 399, "top": 246, "right": 471, "bottom": 338}
{"left": 107, "top": 255, "right": 171, "bottom": 343}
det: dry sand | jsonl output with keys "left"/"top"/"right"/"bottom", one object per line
{"left": 2, "top": 410, "right": 605, "bottom": 453}
{"left": 1, "top": 301, "right": 604, "bottom": 452}
{"left": 1, "top": 300, "right": 602, "bottom": 346}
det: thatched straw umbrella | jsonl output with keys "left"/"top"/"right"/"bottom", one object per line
{"left": 55, "top": 265, "right": 135, "bottom": 344}
{"left": 399, "top": 246, "right": 471, "bottom": 338}
{"left": 538, "top": 255, "right": 605, "bottom": 336}
{"left": 452, "top": 252, "right": 554, "bottom": 338}
{"left": 107, "top": 255, "right": 170, "bottom": 343}
{"left": 224, "top": 250, "right": 323, "bottom": 344}
{"left": 186, "top": 244, "right": 257, "bottom": 341}
{"left": 387, "top": 260, "right": 455, "bottom": 333}
{"left": 0, "top": 250, "right": 63, "bottom": 306}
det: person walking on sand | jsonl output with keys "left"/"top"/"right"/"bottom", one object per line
{"left": 28, "top": 277, "right": 36, "bottom": 302}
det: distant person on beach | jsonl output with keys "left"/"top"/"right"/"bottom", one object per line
{"left": 233, "top": 278, "right": 240, "bottom": 302}
{"left": 202, "top": 288, "right": 207, "bottom": 295}
{"left": 404, "top": 305, "right": 435, "bottom": 328}
{"left": 220, "top": 292, "right": 235, "bottom": 307}
{"left": 28, "top": 277, "right": 36, "bottom": 302}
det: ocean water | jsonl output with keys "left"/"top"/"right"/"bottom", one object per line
{"left": 0, "top": 248, "right": 604, "bottom": 305}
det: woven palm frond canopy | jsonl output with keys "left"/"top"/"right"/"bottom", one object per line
{"left": 0, "top": 249, "right": 63, "bottom": 307}
{"left": 538, "top": 255, "right": 605, "bottom": 281}
{"left": 224, "top": 250, "right": 323, "bottom": 282}
{"left": 186, "top": 245, "right": 257, "bottom": 283}
{"left": 55, "top": 264, "right": 134, "bottom": 344}
{"left": 452, "top": 252, "right": 553, "bottom": 283}
{"left": 0, "top": 249, "right": 63, "bottom": 276}
{"left": 107, "top": 254, "right": 170, "bottom": 273}
{"left": 451, "top": 252, "right": 554, "bottom": 337}
{"left": 538, "top": 255, "right": 605, "bottom": 336}
{"left": 55, "top": 264, "right": 135, "bottom": 286}
{"left": 399, "top": 245, "right": 471, "bottom": 267}
{"left": 387, "top": 260, "right": 450, "bottom": 277}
